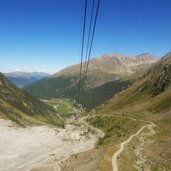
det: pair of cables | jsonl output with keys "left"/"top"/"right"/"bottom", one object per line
{"left": 78, "top": 0, "right": 101, "bottom": 100}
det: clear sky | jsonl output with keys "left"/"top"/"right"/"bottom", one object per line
{"left": 0, "top": 0, "right": 171, "bottom": 74}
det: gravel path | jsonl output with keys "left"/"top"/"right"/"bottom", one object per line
{"left": 112, "top": 123, "right": 156, "bottom": 171}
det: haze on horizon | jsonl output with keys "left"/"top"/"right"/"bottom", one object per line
{"left": 0, "top": 0, "right": 171, "bottom": 74}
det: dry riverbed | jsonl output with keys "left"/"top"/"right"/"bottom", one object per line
{"left": 0, "top": 118, "right": 99, "bottom": 171}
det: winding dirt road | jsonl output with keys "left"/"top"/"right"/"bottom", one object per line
{"left": 80, "top": 116, "right": 105, "bottom": 138}
{"left": 79, "top": 114, "right": 157, "bottom": 171}
{"left": 112, "top": 123, "right": 156, "bottom": 171}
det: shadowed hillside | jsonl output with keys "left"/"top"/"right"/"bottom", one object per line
{"left": 0, "top": 73, "right": 63, "bottom": 126}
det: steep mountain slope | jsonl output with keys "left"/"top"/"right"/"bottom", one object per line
{"left": 4, "top": 72, "right": 50, "bottom": 88}
{"left": 101, "top": 52, "right": 171, "bottom": 114}
{"left": 91, "top": 52, "right": 171, "bottom": 170}
{"left": 0, "top": 72, "right": 63, "bottom": 126}
{"left": 24, "top": 53, "right": 159, "bottom": 110}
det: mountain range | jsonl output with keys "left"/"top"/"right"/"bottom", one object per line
{"left": 4, "top": 71, "right": 50, "bottom": 88}
{"left": 1, "top": 52, "right": 170, "bottom": 170}
{"left": 24, "top": 53, "right": 159, "bottom": 110}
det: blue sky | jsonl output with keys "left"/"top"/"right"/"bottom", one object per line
{"left": 0, "top": 0, "right": 171, "bottom": 74}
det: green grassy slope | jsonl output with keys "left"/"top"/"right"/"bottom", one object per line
{"left": 0, "top": 73, "right": 63, "bottom": 127}
{"left": 89, "top": 53, "right": 171, "bottom": 170}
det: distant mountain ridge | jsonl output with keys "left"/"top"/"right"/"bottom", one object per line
{"left": 24, "top": 53, "right": 159, "bottom": 110}
{"left": 57, "top": 53, "right": 158, "bottom": 75}
{"left": 4, "top": 71, "right": 50, "bottom": 88}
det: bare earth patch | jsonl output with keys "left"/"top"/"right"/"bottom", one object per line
{"left": 0, "top": 119, "right": 98, "bottom": 171}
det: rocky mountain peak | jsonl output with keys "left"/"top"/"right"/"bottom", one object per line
{"left": 135, "top": 53, "right": 159, "bottom": 63}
